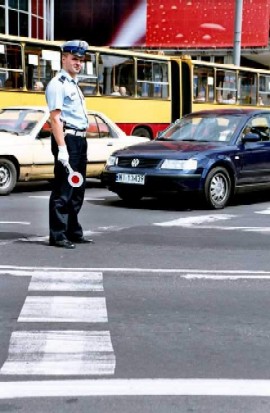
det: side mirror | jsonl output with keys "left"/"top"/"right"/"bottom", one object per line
{"left": 242, "top": 132, "right": 261, "bottom": 143}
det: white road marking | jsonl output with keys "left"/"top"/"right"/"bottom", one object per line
{"left": 2, "top": 266, "right": 270, "bottom": 276}
{"left": 212, "top": 226, "right": 270, "bottom": 233}
{"left": 154, "top": 214, "right": 236, "bottom": 227}
{"left": 18, "top": 296, "right": 108, "bottom": 323}
{"left": 28, "top": 195, "right": 50, "bottom": 199}
{"left": 28, "top": 271, "right": 103, "bottom": 291}
{"left": 84, "top": 197, "right": 106, "bottom": 201}
{"left": 0, "top": 331, "right": 115, "bottom": 376}
{"left": 153, "top": 213, "right": 270, "bottom": 233}
{"left": 19, "top": 235, "right": 49, "bottom": 242}
{"left": 1, "top": 379, "right": 270, "bottom": 398}
{"left": 15, "top": 227, "right": 123, "bottom": 244}
{"left": 183, "top": 273, "right": 270, "bottom": 280}
{"left": 0, "top": 241, "right": 16, "bottom": 246}
{"left": 0, "top": 221, "right": 30, "bottom": 225}
{"left": 255, "top": 208, "right": 270, "bottom": 214}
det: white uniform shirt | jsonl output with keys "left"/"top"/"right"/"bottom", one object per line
{"left": 45, "top": 69, "right": 88, "bottom": 130}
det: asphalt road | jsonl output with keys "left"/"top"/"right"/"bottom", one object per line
{"left": 1, "top": 180, "right": 270, "bottom": 412}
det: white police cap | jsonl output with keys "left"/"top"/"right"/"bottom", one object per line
{"left": 62, "top": 40, "right": 89, "bottom": 57}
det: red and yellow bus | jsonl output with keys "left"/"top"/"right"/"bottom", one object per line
{"left": 0, "top": 34, "right": 192, "bottom": 139}
{"left": 2, "top": 33, "right": 269, "bottom": 139}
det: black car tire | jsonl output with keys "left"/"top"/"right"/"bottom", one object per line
{"left": 203, "top": 166, "right": 231, "bottom": 209}
{"left": 116, "top": 189, "right": 143, "bottom": 204}
{"left": 0, "top": 158, "right": 17, "bottom": 195}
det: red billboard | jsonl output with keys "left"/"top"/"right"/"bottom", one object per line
{"left": 55, "top": 0, "right": 270, "bottom": 48}
{"left": 146, "top": 0, "right": 270, "bottom": 48}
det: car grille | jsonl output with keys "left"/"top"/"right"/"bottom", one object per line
{"left": 117, "top": 158, "right": 161, "bottom": 168}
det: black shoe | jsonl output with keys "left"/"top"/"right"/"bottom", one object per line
{"left": 49, "top": 239, "right": 76, "bottom": 249}
{"left": 70, "top": 237, "right": 94, "bottom": 244}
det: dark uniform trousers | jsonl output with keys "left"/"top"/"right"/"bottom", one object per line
{"left": 49, "top": 132, "right": 87, "bottom": 243}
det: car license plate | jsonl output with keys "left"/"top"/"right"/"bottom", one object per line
{"left": 116, "top": 173, "right": 145, "bottom": 185}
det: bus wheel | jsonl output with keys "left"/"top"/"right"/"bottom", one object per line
{"left": 0, "top": 158, "right": 17, "bottom": 195}
{"left": 203, "top": 167, "right": 231, "bottom": 209}
{"left": 132, "top": 127, "right": 152, "bottom": 140}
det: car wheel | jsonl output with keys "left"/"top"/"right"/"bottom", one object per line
{"left": 132, "top": 127, "right": 152, "bottom": 140}
{"left": 204, "top": 167, "right": 231, "bottom": 209}
{"left": 0, "top": 158, "right": 17, "bottom": 195}
{"left": 116, "top": 189, "right": 143, "bottom": 204}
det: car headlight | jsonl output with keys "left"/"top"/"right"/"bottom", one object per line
{"left": 161, "top": 159, "right": 198, "bottom": 170}
{"left": 106, "top": 155, "right": 118, "bottom": 166}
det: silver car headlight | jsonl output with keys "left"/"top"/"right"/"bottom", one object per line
{"left": 106, "top": 155, "right": 118, "bottom": 166}
{"left": 161, "top": 159, "right": 198, "bottom": 170}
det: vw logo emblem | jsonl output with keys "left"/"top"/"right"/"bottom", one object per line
{"left": 131, "top": 158, "right": 140, "bottom": 167}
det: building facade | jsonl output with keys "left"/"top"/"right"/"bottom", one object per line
{"left": 1, "top": 0, "right": 270, "bottom": 68}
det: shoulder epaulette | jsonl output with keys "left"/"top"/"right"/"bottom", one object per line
{"left": 58, "top": 75, "right": 66, "bottom": 84}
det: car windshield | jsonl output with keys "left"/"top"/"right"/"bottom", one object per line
{"left": 158, "top": 114, "right": 242, "bottom": 143}
{"left": 0, "top": 108, "right": 45, "bottom": 135}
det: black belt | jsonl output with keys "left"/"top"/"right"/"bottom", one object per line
{"left": 65, "top": 128, "right": 87, "bottom": 137}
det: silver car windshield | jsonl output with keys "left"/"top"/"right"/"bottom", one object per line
{"left": 158, "top": 115, "right": 241, "bottom": 143}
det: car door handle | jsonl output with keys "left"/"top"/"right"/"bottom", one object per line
{"left": 107, "top": 142, "right": 114, "bottom": 146}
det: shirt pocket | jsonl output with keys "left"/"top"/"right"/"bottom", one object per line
{"left": 65, "top": 90, "right": 81, "bottom": 112}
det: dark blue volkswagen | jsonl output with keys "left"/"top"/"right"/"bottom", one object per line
{"left": 102, "top": 109, "right": 270, "bottom": 209}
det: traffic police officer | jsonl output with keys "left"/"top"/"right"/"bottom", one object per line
{"left": 45, "top": 40, "right": 93, "bottom": 249}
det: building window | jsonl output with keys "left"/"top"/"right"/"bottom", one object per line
{"left": 0, "top": 7, "right": 5, "bottom": 33}
{"left": 9, "top": 9, "right": 19, "bottom": 35}
{"left": 0, "top": 0, "right": 53, "bottom": 40}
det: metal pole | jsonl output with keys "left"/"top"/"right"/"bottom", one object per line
{"left": 233, "top": 0, "right": 243, "bottom": 66}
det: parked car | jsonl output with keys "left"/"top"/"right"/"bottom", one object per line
{"left": 102, "top": 108, "right": 270, "bottom": 209}
{"left": 0, "top": 106, "right": 149, "bottom": 195}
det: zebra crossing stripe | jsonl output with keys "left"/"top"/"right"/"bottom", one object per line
{"left": 28, "top": 271, "right": 103, "bottom": 291}
{"left": 18, "top": 296, "right": 109, "bottom": 323}
{"left": 0, "top": 331, "right": 115, "bottom": 376}
{"left": 0, "top": 270, "right": 116, "bottom": 376}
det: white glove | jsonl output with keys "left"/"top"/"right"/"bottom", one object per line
{"left": 58, "top": 145, "right": 69, "bottom": 166}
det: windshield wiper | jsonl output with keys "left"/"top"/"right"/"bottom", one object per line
{"left": 181, "top": 138, "right": 198, "bottom": 141}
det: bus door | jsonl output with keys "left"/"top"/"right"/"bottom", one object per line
{"left": 171, "top": 60, "right": 192, "bottom": 123}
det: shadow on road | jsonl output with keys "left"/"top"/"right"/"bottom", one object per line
{"left": 92, "top": 190, "right": 270, "bottom": 212}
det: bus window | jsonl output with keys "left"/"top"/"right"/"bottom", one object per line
{"left": 0, "top": 42, "right": 23, "bottom": 88}
{"left": 99, "top": 54, "right": 134, "bottom": 96}
{"left": 193, "top": 65, "right": 214, "bottom": 102}
{"left": 78, "top": 52, "right": 98, "bottom": 95}
{"left": 216, "top": 69, "right": 237, "bottom": 103}
{"left": 238, "top": 71, "right": 256, "bottom": 105}
{"left": 25, "top": 45, "right": 61, "bottom": 90}
{"left": 258, "top": 75, "right": 270, "bottom": 106}
{"left": 137, "top": 59, "right": 169, "bottom": 98}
